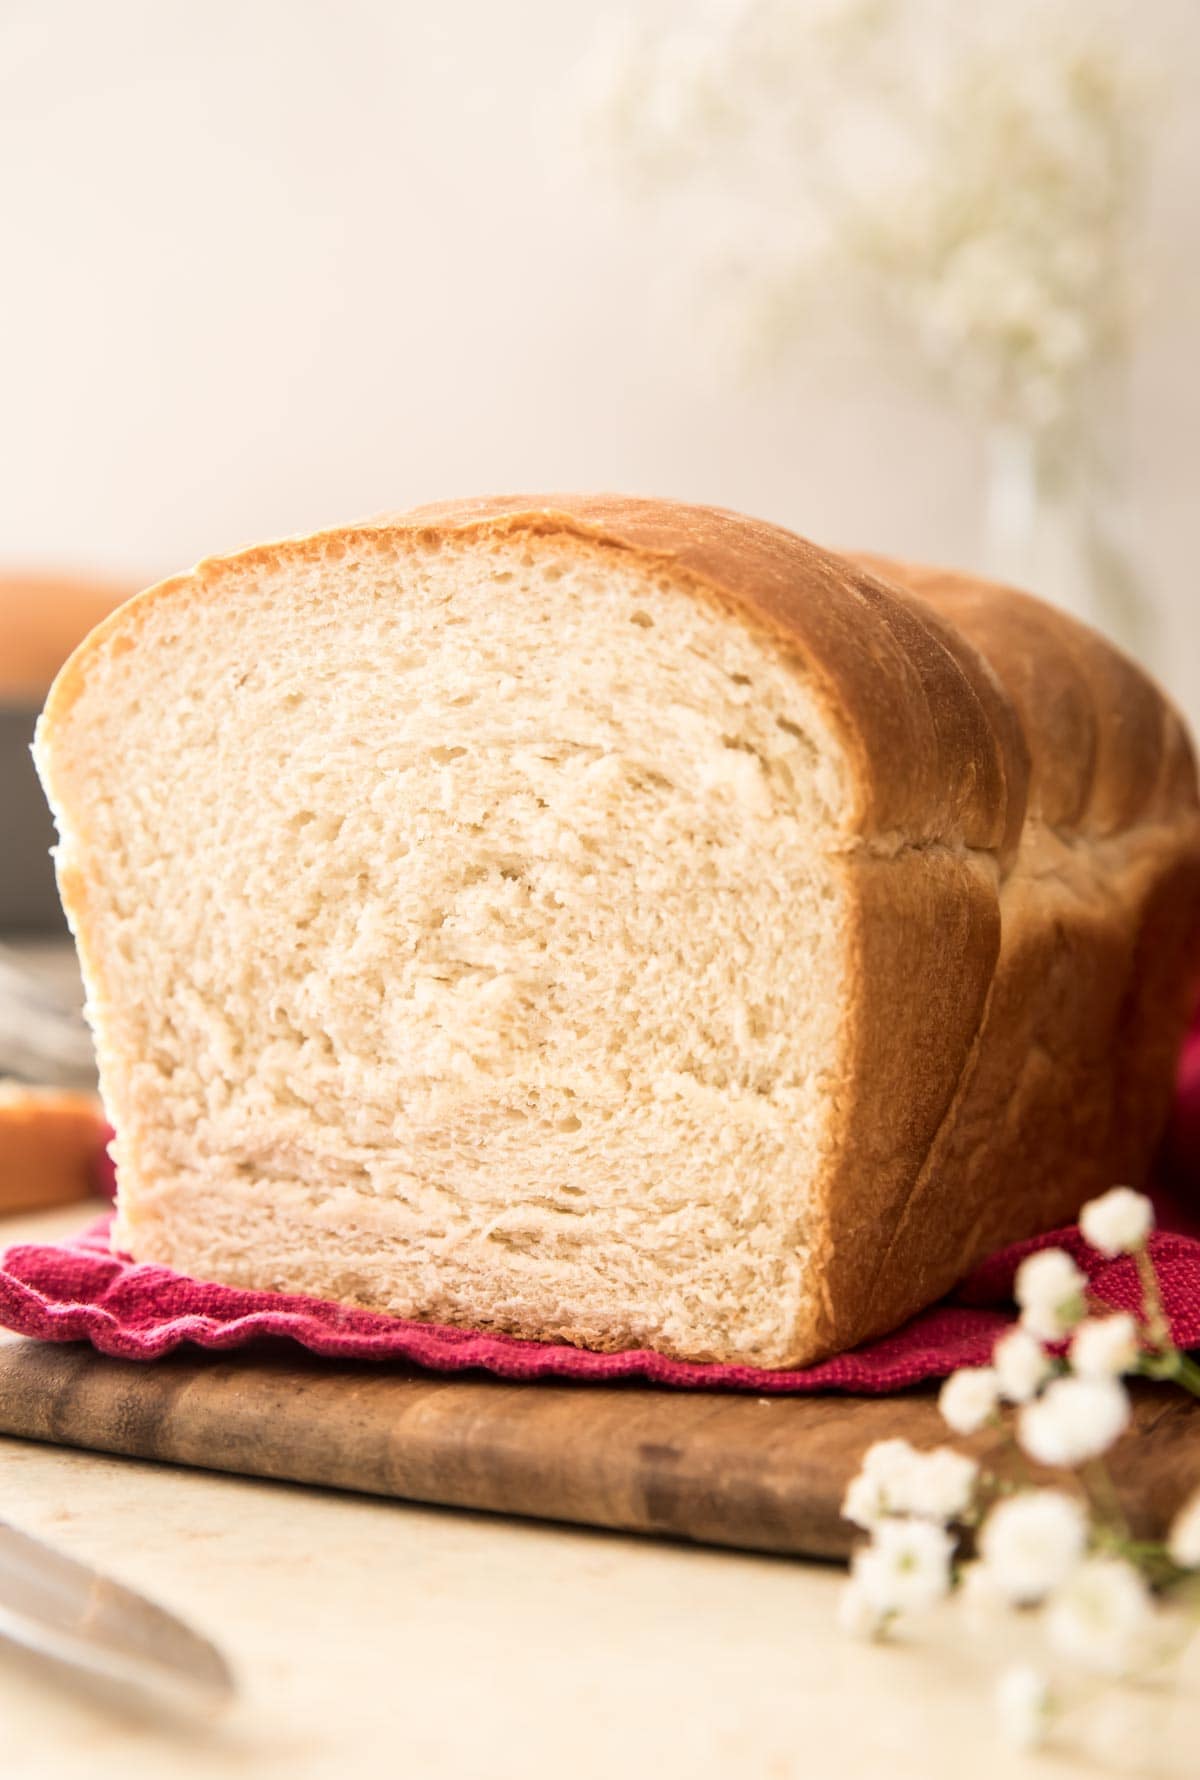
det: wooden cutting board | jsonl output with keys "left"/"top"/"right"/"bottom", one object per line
{"left": 0, "top": 1335, "right": 1197, "bottom": 1559}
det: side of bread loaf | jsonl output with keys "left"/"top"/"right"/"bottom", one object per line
{"left": 33, "top": 496, "right": 1200, "bottom": 1365}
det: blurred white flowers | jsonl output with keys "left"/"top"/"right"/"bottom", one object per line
{"left": 837, "top": 1179, "right": 1200, "bottom": 1759}
{"left": 993, "top": 1327, "right": 1052, "bottom": 1403}
{"left": 1045, "top": 1558, "right": 1154, "bottom": 1678}
{"left": 1167, "top": 1489, "right": 1200, "bottom": 1570}
{"left": 841, "top": 1437, "right": 978, "bottom": 1529}
{"left": 585, "top": 0, "right": 1150, "bottom": 440}
{"left": 1018, "top": 1376, "right": 1131, "bottom": 1467}
{"left": 1069, "top": 1314, "right": 1139, "bottom": 1380}
{"left": 839, "top": 1438, "right": 976, "bottom": 1637}
{"left": 978, "top": 1490, "right": 1088, "bottom": 1605}
{"left": 1014, "top": 1248, "right": 1087, "bottom": 1341}
{"left": 849, "top": 1517, "right": 955, "bottom": 1618}
{"left": 938, "top": 1366, "right": 999, "bottom": 1434}
{"left": 1079, "top": 1186, "right": 1155, "bottom": 1257}
{"left": 899, "top": 1447, "right": 980, "bottom": 1524}
{"left": 836, "top": 1577, "right": 887, "bottom": 1639}
{"left": 840, "top": 1437, "right": 918, "bottom": 1528}
{"left": 994, "top": 1665, "right": 1053, "bottom": 1753}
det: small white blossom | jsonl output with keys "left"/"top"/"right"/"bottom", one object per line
{"left": 993, "top": 1326, "right": 1052, "bottom": 1403}
{"left": 1019, "top": 1376, "right": 1130, "bottom": 1467}
{"left": 938, "top": 1366, "right": 1000, "bottom": 1435}
{"left": 977, "top": 1489, "right": 1088, "bottom": 1604}
{"left": 851, "top": 1519, "right": 954, "bottom": 1617}
{"left": 842, "top": 1439, "right": 976, "bottom": 1528}
{"left": 841, "top": 1469, "right": 888, "bottom": 1532}
{"left": 1015, "top": 1248, "right": 1087, "bottom": 1341}
{"left": 898, "top": 1447, "right": 979, "bottom": 1524}
{"left": 995, "top": 1664, "right": 1053, "bottom": 1753}
{"left": 841, "top": 1439, "right": 919, "bottom": 1528}
{"left": 861, "top": 1438, "right": 920, "bottom": 1487}
{"left": 1167, "top": 1489, "right": 1200, "bottom": 1570}
{"left": 1079, "top": 1187, "right": 1154, "bottom": 1258}
{"left": 836, "top": 1579, "right": 887, "bottom": 1639}
{"left": 1070, "top": 1314, "right": 1140, "bottom": 1380}
{"left": 1046, "top": 1557, "right": 1154, "bottom": 1678}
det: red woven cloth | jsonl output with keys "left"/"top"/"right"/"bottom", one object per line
{"left": 0, "top": 1013, "right": 1197, "bottom": 1394}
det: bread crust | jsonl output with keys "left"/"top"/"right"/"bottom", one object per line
{"left": 37, "top": 496, "right": 1200, "bottom": 1365}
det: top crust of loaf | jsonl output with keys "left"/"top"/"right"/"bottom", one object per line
{"left": 45, "top": 492, "right": 1196, "bottom": 858}
{"left": 36, "top": 495, "right": 1200, "bottom": 1365}
{"left": 42, "top": 496, "right": 1028, "bottom": 861}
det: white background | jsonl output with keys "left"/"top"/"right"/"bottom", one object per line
{"left": 1, "top": 0, "right": 1197, "bottom": 720}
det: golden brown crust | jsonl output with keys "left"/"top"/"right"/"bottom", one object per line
{"left": 828, "top": 552, "right": 1200, "bottom": 1358}
{"left": 42, "top": 495, "right": 1025, "bottom": 858}
{"left": 856, "top": 555, "right": 1197, "bottom": 836}
{"left": 37, "top": 495, "right": 1200, "bottom": 1365}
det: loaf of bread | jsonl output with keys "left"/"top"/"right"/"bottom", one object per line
{"left": 33, "top": 496, "right": 1200, "bottom": 1366}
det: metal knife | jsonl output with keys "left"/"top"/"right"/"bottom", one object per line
{"left": 0, "top": 1518, "right": 235, "bottom": 1716}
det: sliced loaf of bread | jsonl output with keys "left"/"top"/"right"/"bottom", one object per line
{"left": 34, "top": 496, "right": 1200, "bottom": 1366}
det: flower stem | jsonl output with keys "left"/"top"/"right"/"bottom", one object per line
{"left": 986, "top": 1409, "right": 1036, "bottom": 1489}
{"left": 1082, "top": 1456, "right": 1131, "bottom": 1541}
{"left": 1138, "top": 1349, "right": 1200, "bottom": 1395}
{"left": 1172, "top": 1352, "right": 1200, "bottom": 1396}
{"left": 1135, "top": 1246, "right": 1171, "bottom": 1354}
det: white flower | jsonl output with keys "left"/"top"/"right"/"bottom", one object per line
{"left": 898, "top": 1447, "right": 979, "bottom": 1524}
{"left": 1014, "top": 1248, "right": 1087, "bottom": 1341}
{"left": 836, "top": 1579, "right": 887, "bottom": 1639}
{"left": 993, "top": 1326, "right": 1052, "bottom": 1403}
{"left": 841, "top": 1469, "right": 888, "bottom": 1532}
{"left": 862, "top": 1438, "right": 919, "bottom": 1486}
{"left": 841, "top": 1438, "right": 920, "bottom": 1528}
{"left": 841, "top": 1439, "right": 976, "bottom": 1527}
{"left": 1018, "top": 1376, "right": 1130, "bottom": 1467}
{"left": 1070, "top": 1314, "right": 1139, "bottom": 1380}
{"left": 1079, "top": 1187, "right": 1154, "bottom": 1257}
{"left": 851, "top": 1519, "right": 954, "bottom": 1616}
{"left": 995, "top": 1664, "right": 1052, "bottom": 1752}
{"left": 1167, "top": 1488, "right": 1200, "bottom": 1569}
{"left": 1045, "top": 1558, "right": 1154, "bottom": 1678}
{"left": 977, "top": 1489, "right": 1088, "bottom": 1604}
{"left": 938, "top": 1366, "right": 1000, "bottom": 1434}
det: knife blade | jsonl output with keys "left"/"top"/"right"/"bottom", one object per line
{"left": 0, "top": 1518, "right": 235, "bottom": 1716}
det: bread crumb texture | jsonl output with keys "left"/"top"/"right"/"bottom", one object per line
{"left": 38, "top": 529, "right": 855, "bottom": 1363}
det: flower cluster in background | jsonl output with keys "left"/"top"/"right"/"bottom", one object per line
{"left": 585, "top": 0, "right": 1149, "bottom": 442}
{"left": 838, "top": 1187, "right": 1200, "bottom": 1757}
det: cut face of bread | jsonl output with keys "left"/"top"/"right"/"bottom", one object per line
{"left": 37, "top": 527, "right": 855, "bottom": 1363}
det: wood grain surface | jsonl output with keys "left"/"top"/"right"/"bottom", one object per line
{"left": 0, "top": 1335, "right": 1195, "bottom": 1560}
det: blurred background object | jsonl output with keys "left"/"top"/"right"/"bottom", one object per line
{"left": 584, "top": 0, "right": 1156, "bottom": 654}
{"left": 0, "top": 573, "right": 132, "bottom": 931}
{"left": 0, "top": 1081, "right": 106, "bottom": 1209}
{"left": 0, "top": 943, "right": 95, "bottom": 1085}
{"left": 0, "top": 573, "right": 132, "bottom": 706}
{"left": 0, "top": 0, "right": 1197, "bottom": 945}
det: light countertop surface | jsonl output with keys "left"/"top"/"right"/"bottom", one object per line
{"left": 0, "top": 1204, "right": 1196, "bottom": 1780}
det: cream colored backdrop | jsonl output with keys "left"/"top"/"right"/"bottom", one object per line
{"left": 1, "top": 1, "right": 1196, "bottom": 719}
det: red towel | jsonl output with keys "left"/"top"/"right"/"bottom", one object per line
{"left": 1, "top": 1013, "right": 1197, "bottom": 1393}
